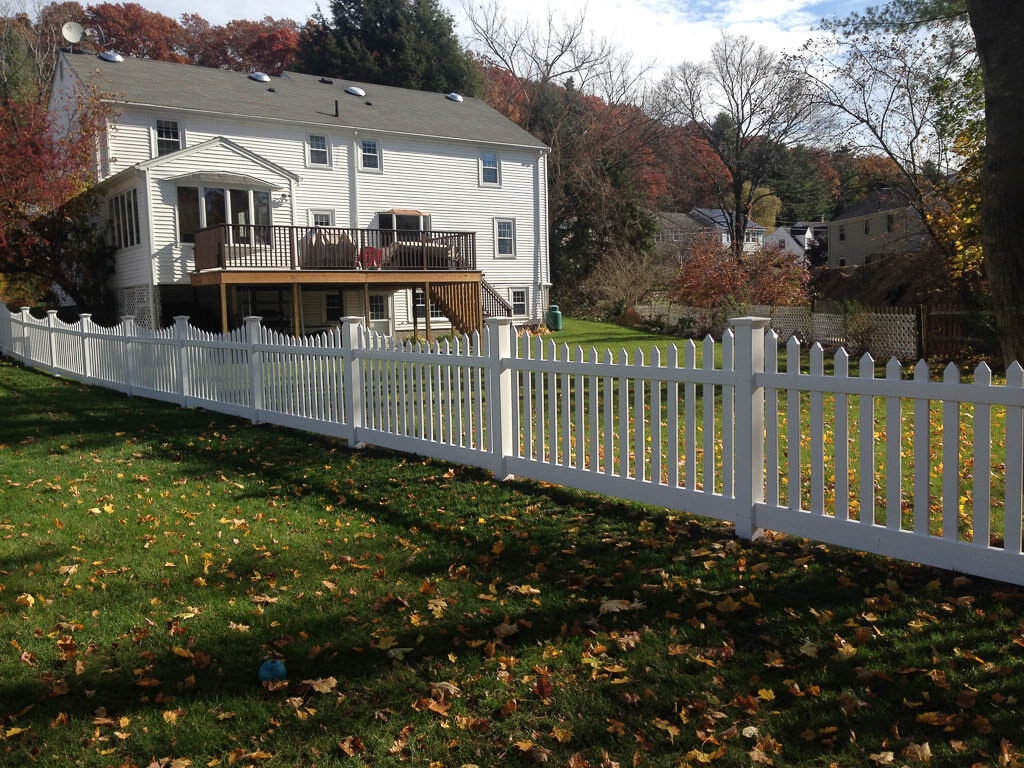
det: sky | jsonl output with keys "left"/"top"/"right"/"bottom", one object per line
{"left": 126, "top": 0, "right": 870, "bottom": 76}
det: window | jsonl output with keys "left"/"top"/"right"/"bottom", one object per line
{"left": 311, "top": 211, "right": 334, "bottom": 227}
{"left": 176, "top": 185, "right": 271, "bottom": 244}
{"left": 156, "top": 120, "right": 181, "bottom": 156}
{"left": 326, "top": 293, "right": 343, "bottom": 322}
{"left": 887, "top": 214, "right": 895, "bottom": 233}
{"left": 109, "top": 189, "right": 140, "bottom": 249}
{"left": 480, "top": 151, "right": 500, "bottom": 186}
{"left": 838, "top": 224, "right": 846, "bottom": 241}
{"left": 360, "top": 138, "right": 381, "bottom": 171}
{"left": 413, "top": 289, "right": 445, "bottom": 319}
{"left": 308, "top": 135, "right": 329, "bottom": 166}
{"left": 378, "top": 211, "right": 431, "bottom": 232}
{"left": 511, "top": 288, "right": 527, "bottom": 316}
{"left": 368, "top": 294, "right": 388, "bottom": 320}
{"left": 495, "top": 218, "right": 515, "bottom": 257}
{"left": 864, "top": 219, "right": 871, "bottom": 235}
{"left": 177, "top": 187, "right": 200, "bottom": 243}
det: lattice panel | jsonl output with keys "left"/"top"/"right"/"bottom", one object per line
{"left": 118, "top": 285, "right": 160, "bottom": 330}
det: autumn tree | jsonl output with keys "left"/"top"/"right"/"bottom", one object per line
{"left": 294, "top": 0, "right": 478, "bottom": 94}
{"left": 85, "top": 2, "right": 185, "bottom": 61}
{"left": 0, "top": 90, "right": 113, "bottom": 309}
{"left": 670, "top": 237, "right": 809, "bottom": 311}
{"left": 658, "top": 34, "right": 820, "bottom": 259}
{"left": 177, "top": 15, "right": 299, "bottom": 74}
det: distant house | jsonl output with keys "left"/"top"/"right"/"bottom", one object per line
{"left": 687, "top": 208, "right": 766, "bottom": 252}
{"left": 49, "top": 52, "right": 550, "bottom": 336}
{"left": 653, "top": 211, "right": 704, "bottom": 261}
{"left": 827, "top": 190, "right": 928, "bottom": 268}
{"left": 764, "top": 226, "right": 806, "bottom": 262}
{"left": 765, "top": 222, "right": 828, "bottom": 266}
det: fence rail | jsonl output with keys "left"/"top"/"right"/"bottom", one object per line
{"left": 2, "top": 307, "right": 1022, "bottom": 586}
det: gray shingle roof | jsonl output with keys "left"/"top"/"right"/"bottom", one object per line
{"left": 688, "top": 208, "right": 766, "bottom": 232}
{"left": 63, "top": 52, "right": 547, "bottom": 150}
{"left": 831, "top": 189, "right": 911, "bottom": 222}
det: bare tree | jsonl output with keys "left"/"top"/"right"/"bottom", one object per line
{"left": 801, "top": 24, "right": 968, "bottom": 262}
{"left": 658, "top": 34, "right": 821, "bottom": 258}
{"left": 462, "top": 2, "right": 661, "bottom": 309}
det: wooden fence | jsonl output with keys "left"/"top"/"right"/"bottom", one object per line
{"left": 2, "top": 307, "right": 1022, "bottom": 586}
{"left": 635, "top": 300, "right": 995, "bottom": 361}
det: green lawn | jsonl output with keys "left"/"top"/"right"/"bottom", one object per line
{"left": 2, "top": 357, "right": 1023, "bottom": 767}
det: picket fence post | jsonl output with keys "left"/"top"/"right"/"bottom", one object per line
{"left": 486, "top": 317, "right": 515, "bottom": 480}
{"left": 46, "top": 310, "right": 58, "bottom": 372}
{"left": 731, "top": 317, "right": 769, "bottom": 540}
{"left": 121, "top": 317, "right": 137, "bottom": 395}
{"left": 245, "top": 316, "right": 264, "bottom": 424}
{"left": 174, "top": 316, "right": 190, "bottom": 406}
{"left": 20, "top": 307, "right": 32, "bottom": 364}
{"left": 341, "top": 317, "right": 365, "bottom": 447}
{"left": 79, "top": 314, "right": 93, "bottom": 385}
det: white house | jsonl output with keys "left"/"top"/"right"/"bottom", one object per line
{"left": 687, "top": 208, "right": 765, "bottom": 252}
{"left": 50, "top": 51, "right": 551, "bottom": 336}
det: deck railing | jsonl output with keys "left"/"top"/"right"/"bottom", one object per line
{"left": 193, "top": 225, "right": 476, "bottom": 272}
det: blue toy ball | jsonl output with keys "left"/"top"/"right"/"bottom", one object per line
{"left": 258, "top": 659, "right": 287, "bottom": 682}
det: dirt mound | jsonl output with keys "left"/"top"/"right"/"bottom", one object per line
{"left": 810, "top": 251, "right": 965, "bottom": 307}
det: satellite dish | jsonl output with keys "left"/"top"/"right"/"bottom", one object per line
{"left": 61, "top": 21, "right": 84, "bottom": 44}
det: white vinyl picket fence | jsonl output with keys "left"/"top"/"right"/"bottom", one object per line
{"left": 2, "top": 307, "right": 1022, "bottom": 586}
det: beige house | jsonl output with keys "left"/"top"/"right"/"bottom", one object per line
{"left": 827, "top": 189, "right": 929, "bottom": 267}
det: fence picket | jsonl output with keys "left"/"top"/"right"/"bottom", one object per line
{"left": 942, "top": 363, "right": 961, "bottom": 540}
{"left": 973, "top": 363, "right": 992, "bottom": 547}
{"left": 810, "top": 344, "right": 825, "bottom": 515}
{"left": 912, "top": 361, "right": 930, "bottom": 535}
{"left": 859, "top": 354, "right": 876, "bottom": 524}
{"left": 886, "top": 358, "right": 903, "bottom": 530}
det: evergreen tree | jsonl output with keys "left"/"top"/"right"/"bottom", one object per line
{"left": 294, "top": 0, "right": 480, "bottom": 95}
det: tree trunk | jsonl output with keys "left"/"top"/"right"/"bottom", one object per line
{"left": 966, "top": 0, "right": 1024, "bottom": 367}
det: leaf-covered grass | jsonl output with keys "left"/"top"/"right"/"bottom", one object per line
{"left": 2, "top": 357, "right": 1024, "bottom": 767}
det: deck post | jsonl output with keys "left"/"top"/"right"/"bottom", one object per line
{"left": 292, "top": 284, "right": 301, "bottom": 337}
{"left": 219, "top": 283, "right": 228, "bottom": 335}
{"left": 425, "top": 280, "right": 432, "bottom": 340}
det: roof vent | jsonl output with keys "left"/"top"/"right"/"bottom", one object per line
{"left": 345, "top": 86, "right": 366, "bottom": 97}
{"left": 249, "top": 72, "right": 271, "bottom": 83}
{"left": 446, "top": 92, "right": 464, "bottom": 102}
{"left": 319, "top": 77, "right": 334, "bottom": 85}
{"left": 98, "top": 50, "right": 124, "bottom": 63}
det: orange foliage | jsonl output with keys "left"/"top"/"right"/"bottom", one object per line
{"left": 670, "top": 237, "right": 809, "bottom": 308}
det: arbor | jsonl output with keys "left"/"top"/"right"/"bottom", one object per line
{"left": 659, "top": 34, "right": 819, "bottom": 258}
{"left": 294, "top": 0, "right": 479, "bottom": 94}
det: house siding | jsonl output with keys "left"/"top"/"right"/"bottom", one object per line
{"left": 59, "top": 54, "right": 549, "bottom": 330}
